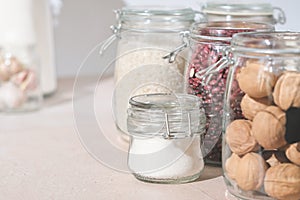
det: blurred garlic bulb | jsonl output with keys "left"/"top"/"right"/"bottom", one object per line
{"left": 0, "top": 82, "right": 26, "bottom": 109}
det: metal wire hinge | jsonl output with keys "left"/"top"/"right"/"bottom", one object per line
{"left": 195, "top": 47, "right": 235, "bottom": 85}
{"left": 99, "top": 10, "right": 122, "bottom": 55}
{"left": 162, "top": 31, "right": 190, "bottom": 63}
{"left": 163, "top": 112, "right": 193, "bottom": 139}
{"left": 273, "top": 7, "right": 286, "bottom": 25}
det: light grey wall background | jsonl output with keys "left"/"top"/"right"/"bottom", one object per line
{"left": 271, "top": 0, "right": 300, "bottom": 31}
{"left": 54, "top": 0, "right": 123, "bottom": 77}
{"left": 54, "top": 0, "right": 300, "bottom": 77}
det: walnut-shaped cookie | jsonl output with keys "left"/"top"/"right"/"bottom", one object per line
{"left": 240, "top": 94, "right": 273, "bottom": 120}
{"left": 265, "top": 163, "right": 300, "bottom": 200}
{"left": 225, "top": 153, "right": 241, "bottom": 180}
{"left": 273, "top": 71, "right": 300, "bottom": 110}
{"left": 286, "top": 143, "right": 300, "bottom": 166}
{"left": 226, "top": 120, "right": 259, "bottom": 156}
{"left": 235, "top": 153, "right": 268, "bottom": 191}
{"left": 237, "top": 60, "right": 277, "bottom": 98}
{"left": 252, "top": 106, "right": 287, "bottom": 150}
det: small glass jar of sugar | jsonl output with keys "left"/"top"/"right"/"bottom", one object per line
{"left": 127, "top": 93, "right": 206, "bottom": 184}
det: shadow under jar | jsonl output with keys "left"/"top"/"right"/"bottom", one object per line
{"left": 223, "top": 32, "right": 300, "bottom": 200}
{"left": 185, "top": 21, "right": 274, "bottom": 165}
{"left": 127, "top": 93, "right": 206, "bottom": 184}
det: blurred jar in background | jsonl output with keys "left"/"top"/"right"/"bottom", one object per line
{"left": 0, "top": 0, "right": 42, "bottom": 112}
{"left": 0, "top": 45, "right": 42, "bottom": 112}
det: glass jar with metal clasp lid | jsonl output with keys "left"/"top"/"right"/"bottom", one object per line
{"left": 201, "top": 0, "right": 286, "bottom": 26}
{"left": 99, "top": 7, "right": 203, "bottom": 141}
{"left": 222, "top": 31, "right": 300, "bottom": 200}
{"left": 164, "top": 21, "right": 274, "bottom": 165}
{"left": 127, "top": 93, "right": 206, "bottom": 184}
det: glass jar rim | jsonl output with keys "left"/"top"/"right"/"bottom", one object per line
{"left": 231, "top": 31, "right": 300, "bottom": 55}
{"left": 190, "top": 21, "right": 274, "bottom": 42}
{"left": 202, "top": 2, "right": 274, "bottom": 16}
{"left": 127, "top": 93, "right": 206, "bottom": 138}
{"left": 129, "top": 93, "right": 202, "bottom": 111}
{"left": 119, "top": 6, "right": 196, "bottom": 23}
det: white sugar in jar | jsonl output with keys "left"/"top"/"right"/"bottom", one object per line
{"left": 127, "top": 93, "right": 206, "bottom": 183}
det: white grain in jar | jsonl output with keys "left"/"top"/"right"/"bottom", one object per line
{"left": 110, "top": 7, "right": 198, "bottom": 138}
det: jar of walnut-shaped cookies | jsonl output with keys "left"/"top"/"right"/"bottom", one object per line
{"left": 223, "top": 32, "right": 300, "bottom": 200}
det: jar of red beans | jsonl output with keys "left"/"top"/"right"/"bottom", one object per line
{"left": 185, "top": 21, "right": 274, "bottom": 165}
{"left": 223, "top": 31, "right": 300, "bottom": 200}
{"left": 202, "top": 0, "right": 286, "bottom": 26}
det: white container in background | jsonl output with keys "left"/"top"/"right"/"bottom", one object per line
{"left": 0, "top": 0, "right": 36, "bottom": 46}
{"left": 0, "top": 0, "right": 42, "bottom": 112}
{"left": 0, "top": 0, "right": 58, "bottom": 96}
{"left": 33, "top": 0, "right": 57, "bottom": 95}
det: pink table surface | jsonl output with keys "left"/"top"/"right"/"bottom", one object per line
{"left": 0, "top": 76, "right": 228, "bottom": 200}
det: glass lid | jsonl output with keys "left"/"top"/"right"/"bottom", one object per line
{"left": 128, "top": 93, "right": 206, "bottom": 138}
{"left": 119, "top": 6, "right": 196, "bottom": 22}
{"left": 231, "top": 32, "right": 300, "bottom": 55}
{"left": 202, "top": 0, "right": 274, "bottom": 16}
{"left": 129, "top": 93, "right": 202, "bottom": 111}
{"left": 190, "top": 21, "right": 274, "bottom": 41}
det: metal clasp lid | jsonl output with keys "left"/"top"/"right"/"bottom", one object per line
{"left": 99, "top": 9, "right": 122, "bottom": 55}
{"left": 162, "top": 31, "right": 190, "bottom": 63}
{"left": 195, "top": 46, "right": 234, "bottom": 85}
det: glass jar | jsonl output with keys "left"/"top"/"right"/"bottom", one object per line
{"left": 106, "top": 7, "right": 200, "bottom": 140}
{"left": 0, "top": 45, "right": 42, "bottom": 112}
{"left": 127, "top": 93, "right": 206, "bottom": 183}
{"left": 184, "top": 21, "right": 274, "bottom": 165}
{"left": 223, "top": 32, "right": 300, "bottom": 200}
{"left": 201, "top": 0, "right": 286, "bottom": 25}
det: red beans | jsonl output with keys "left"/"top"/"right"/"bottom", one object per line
{"left": 186, "top": 29, "right": 249, "bottom": 164}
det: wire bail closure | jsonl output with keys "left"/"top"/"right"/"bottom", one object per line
{"left": 273, "top": 7, "right": 286, "bottom": 25}
{"left": 162, "top": 31, "right": 190, "bottom": 63}
{"left": 195, "top": 46, "right": 234, "bottom": 85}
{"left": 99, "top": 10, "right": 122, "bottom": 55}
{"left": 163, "top": 112, "right": 193, "bottom": 139}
